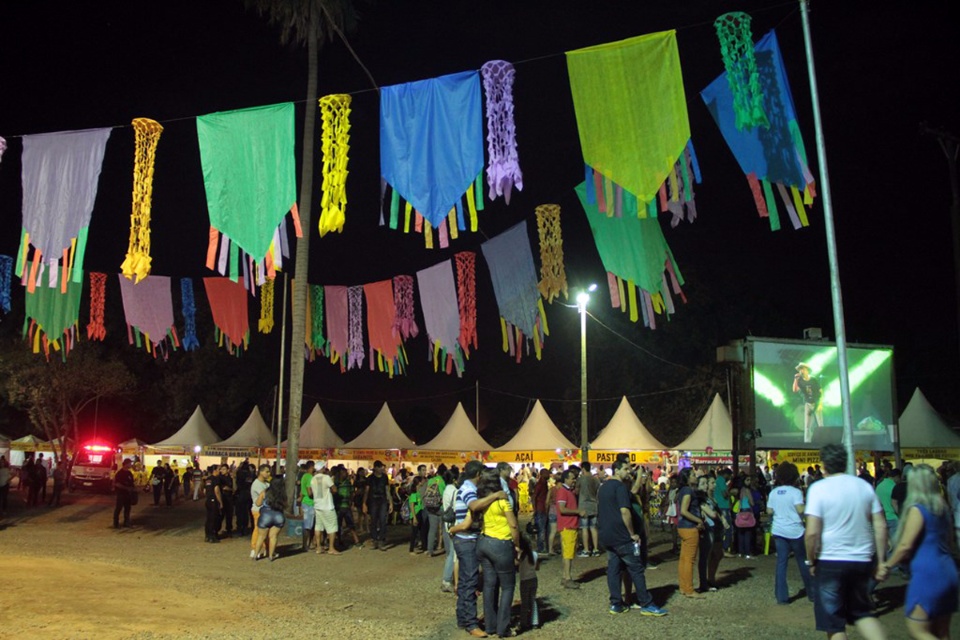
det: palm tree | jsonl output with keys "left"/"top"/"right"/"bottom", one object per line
{"left": 242, "top": 0, "right": 357, "bottom": 505}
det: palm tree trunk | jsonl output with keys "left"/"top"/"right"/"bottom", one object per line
{"left": 284, "top": 7, "right": 319, "bottom": 508}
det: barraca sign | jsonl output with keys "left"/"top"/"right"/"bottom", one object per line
{"left": 588, "top": 450, "right": 662, "bottom": 464}
{"left": 485, "top": 450, "right": 580, "bottom": 464}
{"left": 404, "top": 450, "right": 482, "bottom": 464}
{"left": 902, "top": 448, "right": 960, "bottom": 460}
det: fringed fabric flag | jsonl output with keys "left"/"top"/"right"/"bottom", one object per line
{"left": 575, "top": 182, "right": 686, "bottom": 329}
{"left": 258, "top": 276, "right": 275, "bottom": 334}
{"left": 392, "top": 275, "right": 418, "bottom": 341}
{"left": 417, "top": 260, "right": 466, "bottom": 376}
{"left": 481, "top": 60, "right": 523, "bottom": 204}
{"left": 535, "top": 204, "right": 568, "bottom": 304}
{"left": 566, "top": 31, "right": 700, "bottom": 228}
{"left": 715, "top": 13, "right": 768, "bottom": 131}
{"left": 305, "top": 284, "right": 327, "bottom": 361}
{"left": 454, "top": 251, "right": 478, "bottom": 357}
{"left": 364, "top": 279, "right": 407, "bottom": 377}
{"left": 325, "top": 285, "right": 349, "bottom": 371}
{"left": 118, "top": 275, "right": 179, "bottom": 359}
{"left": 0, "top": 254, "right": 12, "bottom": 314}
{"left": 203, "top": 277, "right": 250, "bottom": 355}
{"left": 23, "top": 278, "right": 83, "bottom": 361}
{"left": 197, "top": 103, "right": 299, "bottom": 288}
{"left": 121, "top": 118, "right": 163, "bottom": 283}
{"left": 86, "top": 272, "right": 107, "bottom": 341}
{"left": 347, "top": 285, "right": 365, "bottom": 371}
{"left": 17, "top": 128, "right": 112, "bottom": 293}
{"left": 701, "top": 30, "right": 816, "bottom": 231}
{"left": 180, "top": 278, "right": 200, "bottom": 351}
{"left": 480, "top": 221, "right": 548, "bottom": 362}
{"left": 318, "top": 94, "right": 351, "bottom": 237}
{"left": 381, "top": 71, "right": 485, "bottom": 247}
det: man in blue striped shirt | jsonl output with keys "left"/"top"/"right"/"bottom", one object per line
{"left": 453, "top": 460, "right": 507, "bottom": 638}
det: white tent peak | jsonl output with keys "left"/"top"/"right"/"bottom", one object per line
{"left": 675, "top": 394, "right": 733, "bottom": 450}
{"left": 216, "top": 406, "right": 275, "bottom": 448}
{"left": 497, "top": 400, "right": 576, "bottom": 451}
{"left": 899, "top": 388, "right": 960, "bottom": 448}
{"left": 419, "top": 403, "right": 492, "bottom": 451}
{"left": 343, "top": 403, "right": 415, "bottom": 450}
{"left": 591, "top": 396, "right": 667, "bottom": 450}
{"left": 151, "top": 406, "right": 220, "bottom": 448}
{"left": 289, "top": 404, "right": 344, "bottom": 449}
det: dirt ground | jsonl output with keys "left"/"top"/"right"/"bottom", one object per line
{"left": 0, "top": 487, "right": 954, "bottom": 640}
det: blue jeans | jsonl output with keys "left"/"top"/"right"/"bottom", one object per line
{"left": 301, "top": 504, "right": 315, "bottom": 530}
{"left": 442, "top": 526, "right": 455, "bottom": 583}
{"left": 454, "top": 536, "right": 480, "bottom": 631}
{"left": 737, "top": 526, "right": 753, "bottom": 555}
{"left": 774, "top": 535, "right": 813, "bottom": 603}
{"left": 534, "top": 511, "right": 548, "bottom": 552}
{"left": 368, "top": 500, "right": 388, "bottom": 543}
{"left": 477, "top": 536, "right": 517, "bottom": 637}
{"left": 606, "top": 541, "right": 652, "bottom": 608}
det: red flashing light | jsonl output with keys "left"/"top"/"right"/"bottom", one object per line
{"left": 83, "top": 444, "right": 113, "bottom": 452}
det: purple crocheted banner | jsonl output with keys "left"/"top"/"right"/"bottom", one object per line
{"left": 347, "top": 285, "right": 365, "bottom": 370}
{"left": 481, "top": 60, "right": 523, "bottom": 205}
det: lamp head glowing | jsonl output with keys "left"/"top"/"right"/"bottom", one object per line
{"left": 587, "top": 283, "right": 598, "bottom": 292}
{"left": 576, "top": 291, "right": 590, "bottom": 306}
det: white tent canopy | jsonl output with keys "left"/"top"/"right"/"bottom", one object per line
{"left": 419, "top": 403, "right": 492, "bottom": 451}
{"left": 151, "top": 406, "right": 220, "bottom": 449}
{"left": 496, "top": 400, "right": 576, "bottom": 451}
{"left": 675, "top": 394, "right": 733, "bottom": 451}
{"left": 215, "top": 406, "right": 275, "bottom": 448}
{"left": 10, "top": 434, "right": 47, "bottom": 450}
{"left": 899, "top": 388, "right": 960, "bottom": 448}
{"left": 343, "top": 403, "right": 415, "bottom": 450}
{"left": 591, "top": 396, "right": 667, "bottom": 450}
{"left": 287, "top": 404, "right": 344, "bottom": 449}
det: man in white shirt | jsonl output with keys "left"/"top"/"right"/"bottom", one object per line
{"left": 804, "top": 444, "right": 887, "bottom": 640}
{"left": 249, "top": 464, "right": 271, "bottom": 559}
{"left": 312, "top": 466, "right": 340, "bottom": 555}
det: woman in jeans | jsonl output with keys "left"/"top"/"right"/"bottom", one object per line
{"left": 766, "top": 462, "right": 813, "bottom": 604}
{"left": 475, "top": 467, "right": 521, "bottom": 638}
{"left": 735, "top": 477, "right": 755, "bottom": 558}
{"left": 440, "top": 469, "right": 458, "bottom": 592}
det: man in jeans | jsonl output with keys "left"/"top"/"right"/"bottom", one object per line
{"left": 805, "top": 444, "right": 887, "bottom": 640}
{"left": 453, "top": 460, "right": 506, "bottom": 638}
{"left": 532, "top": 468, "right": 550, "bottom": 552}
{"left": 598, "top": 460, "right": 668, "bottom": 616}
{"left": 576, "top": 461, "right": 601, "bottom": 556}
{"left": 363, "top": 460, "right": 392, "bottom": 550}
{"left": 715, "top": 468, "right": 734, "bottom": 555}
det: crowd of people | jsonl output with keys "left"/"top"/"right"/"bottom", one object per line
{"left": 96, "top": 448, "right": 960, "bottom": 638}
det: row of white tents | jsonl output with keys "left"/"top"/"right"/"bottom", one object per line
{"left": 2, "top": 388, "right": 957, "bottom": 464}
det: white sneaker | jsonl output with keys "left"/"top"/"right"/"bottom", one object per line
{"left": 250, "top": 550, "right": 256, "bottom": 559}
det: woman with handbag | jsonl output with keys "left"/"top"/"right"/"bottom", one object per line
{"left": 734, "top": 477, "right": 756, "bottom": 558}
{"left": 677, "top": 468, "right": 706, "bottom": 598}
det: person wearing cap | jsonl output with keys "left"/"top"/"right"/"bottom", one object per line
{"left": 793, "top": 362, "right": 823, "bottom": 444}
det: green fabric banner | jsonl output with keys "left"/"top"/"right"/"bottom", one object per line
{"left": 25, "top": 278, "right": 83, "bottom": 340}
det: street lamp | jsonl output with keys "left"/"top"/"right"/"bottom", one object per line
{"left": 577, "top": 284, "right": 597, "bottom": 461}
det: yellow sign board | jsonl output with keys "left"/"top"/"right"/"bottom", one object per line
{"left": 902, "top": 448, "right": 960, "bottom": 460}
{"left": 484, "top": 450, "right": 581, "bottom": 464}
{"left": 404, "top": 450, "right": 482, "bottom": 465}
{"left": 588, "top": 450, "right": 662, "bottom": 465}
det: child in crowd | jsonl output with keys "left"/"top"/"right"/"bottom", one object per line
{"left": 517, "top": 533, "right": 540, "bottom": 631}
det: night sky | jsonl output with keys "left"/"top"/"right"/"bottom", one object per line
{"left": 1, "top": 0, "right": 958, "bottom": 446}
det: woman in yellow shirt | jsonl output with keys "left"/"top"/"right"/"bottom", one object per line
{"left": 476, "top": 467, "right": 521, "bottom": 638}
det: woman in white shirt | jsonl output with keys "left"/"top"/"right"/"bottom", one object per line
{"left": 440, "top": 470, "right": 459, "bottom": 592}
{"left": 766, "top": 462, "right": 814, "bottom": 604}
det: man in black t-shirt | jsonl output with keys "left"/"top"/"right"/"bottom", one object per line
{"left": 597, "top": 460, "right": 668, "bottom": 616}
{"left": 234, "top": 463, "right": 253, "bottom": 536}
{"left": 203, "top": 467, "right": 223, "bottom": 543}
{"left": 113, "top": 459, "right": 136, "bottom": 528}
{"left": 217, "top": 464, "right": 235, "bottom": 536}
{"left": 363, "top": 461, "right": 392, "bottom": 550}
{"left": 793, "top": 363, "right": 823, "bottom": 443}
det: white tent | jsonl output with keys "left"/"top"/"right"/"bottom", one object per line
{"left": 899, "top": 388, "right": 960, "bottom": 449}
{"left": 591, "top": 396, "right": 667, "bottom": 451}
{"left": 0, "top": 432, "right": 10, "bottom": 460}
{"left": 214, "top": 406, "right": 275, "bottom": 448}
{"left": 10, "top": 434, "right": 46, "bottom": 450}
{"left": 342, "top": 403, "right": 415, "bottom": 450}
{"left": 675, "top": 394, "right": 733, "bottom": 451}
{"left": 151, "top": 406, "right": 220, "bottom": 450}
{"left": 496, "top": 400, "right": 576, "bottom": 451}
{"left": 419, "top": 403, "right": 492, "bottom": 451}
{"left": 286, "top": 404, "right": 344, "bottom": 449}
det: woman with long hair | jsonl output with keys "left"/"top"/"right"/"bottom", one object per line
{"left": 545, "top": 471, "right": 560, "bottom": 555}
{"left": 766, "top": 462, "right": 813, "bottom": 604}
{"left": 677, "top": 468, "right": 705, "bottom": 598}
{"left": 734, "top": 476, "right": 755, "bottom": 558}
{"left": 254, "top": 477, "right": 287, "bottom": 561}
{"left": 704, "top": 476, "right": 727, "bottom": 589}
{"left": 696, "top": 475, "right": 720, "bottom": 593}
{"left": 475, "top": 467, "right": 520, "bottom": 638}
{"left": 878, "top": 464, "right": 958, "bottom": 639}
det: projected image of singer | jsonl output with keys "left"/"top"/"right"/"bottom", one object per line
{"left": 792, "top": 363, "right": 823, "bottom": 443}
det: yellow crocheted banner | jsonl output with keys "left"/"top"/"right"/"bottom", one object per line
{"left": 535, "top": 204, "right": 568, "bottom": 304}
{"left": 318, "top": 94, "right": 351, "bottom": 237}
{"left": 258, "top": 276, "right": 275, "bottom": 334}
{"left": 122, "top": 118, "right": 163, "bottom": 283}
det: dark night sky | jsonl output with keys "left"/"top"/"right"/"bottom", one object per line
{"left": 1, "top": 0, "right": 958, "bottom": 445}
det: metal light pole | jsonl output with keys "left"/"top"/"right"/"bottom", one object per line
{"left": 576, "top": 284, "right": 597, "bottom": 461}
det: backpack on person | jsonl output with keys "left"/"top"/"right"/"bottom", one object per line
{"left": 423, "top": 480, "right": 442, "bottom": 513}
{"left": 400, "top": 498, "right": 412, "bottom": 524}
